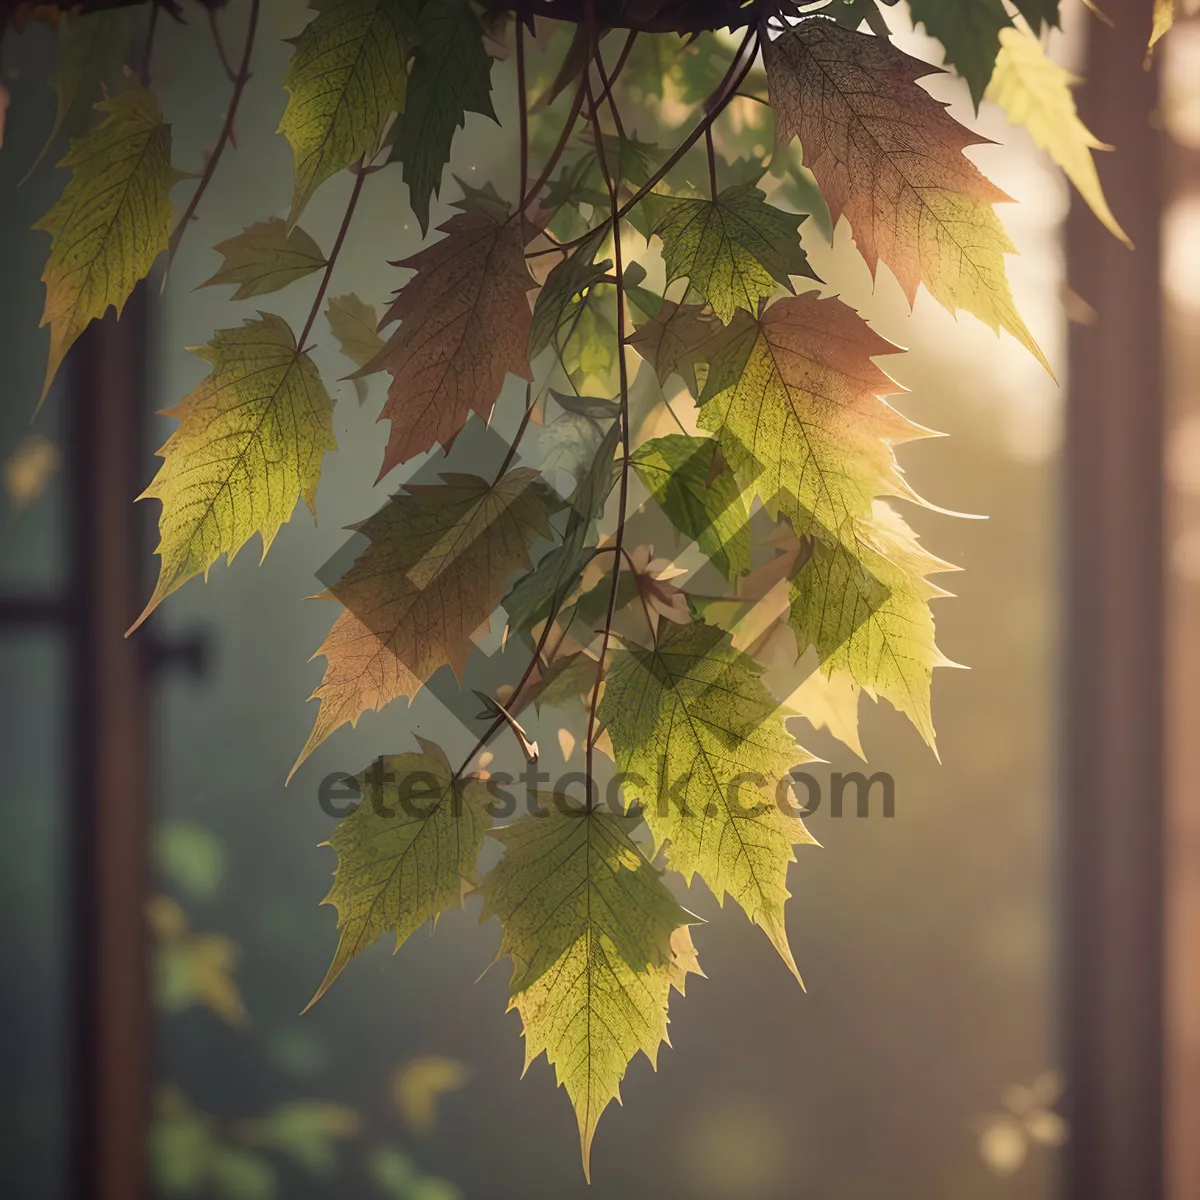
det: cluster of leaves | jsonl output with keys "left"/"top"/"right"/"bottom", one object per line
{"left": 3, "top": 0, "right": 1167, "bottom": 1178}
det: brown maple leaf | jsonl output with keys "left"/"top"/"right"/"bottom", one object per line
{"left": 361, "top": 191, "right": 536, "bottom": 480}
{"left": 290, "top": 469, "right": 558, "bottom": 777}
{"left": 763, "top": 18, "right": 1048, "bottom": 368}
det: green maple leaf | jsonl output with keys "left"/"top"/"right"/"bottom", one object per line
{"left": 696, "top": 292, "right": 930, "bottom": 542}
{"left": 389, "top": 0, "right": 495, "bottom": 233}
{"left": 648, "top": 184, "right": 816, "bottom": 325}
{"left": 25, "top": 11, "right": 125, "bottom": 180}
{"left": 530, "top": 230, "right": 613, "bottom": 360}
{"left": 279, "top": 0, "right": 413, "bottom": 225}
{"left": 1012, "top": 0, "right": 1061, "bottom": 30}
{"left": 35, "top": 84, "right": 182, "bottom": 404}
{"left": 631, "top": 434, "right": 751, "bottom": 582}
{"left": 293, "top": 469, "right": 560, "bottom": 774}
{"left": 908, "top": 0, "right": 1009, "bottom": 109}
{"left": 600, "top": 621, "right": 818, "bottom": 978}
{"left": 789, "top": 503, "right": 955, "bottom": 750}
{"left": 481, "top": 806, "right": 695, "bottom": 1177}
{"left": 306, "top": 738, "right": 491, "bottom": 1007}
{"left": 325, "top": 292, "right": 384, "bottom": 400}
{"left": 201, "top": 218, "right": 327, "bottom": 300}
{"left": 132, "top": 314, "right": 337, "bottom": 630}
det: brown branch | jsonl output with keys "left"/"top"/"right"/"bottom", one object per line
{"left": 299, "top": 163, "right": 367, "bottom": 349}
{"left": 167, "top": 0, "right": 260, "bottom": 263}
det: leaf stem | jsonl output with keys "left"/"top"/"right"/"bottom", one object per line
{"left": 139, "top": 0, "right": 160, "bottom": 85}
{"left": 491, "top": 384, "right": 537, "bottom": 485}
{"left": 520, "top": 77, "right": 587, "bottom": 217}
{"left": 516, "top": 19, "right": 529, "bottom": 205}
{"left": 168, "top": 0, "right": 261, "bottom": 263}
{"left": 299, "top": 164, "right": 368, "bottom": 350}
{"left": 582, "top": 66, "right": 632, "bottom": 809}
{"left": 206, "top": 4, "right": 240, "bottom": 84}
{"left": 705, "top": 124, "right": 718, "bottom": 200}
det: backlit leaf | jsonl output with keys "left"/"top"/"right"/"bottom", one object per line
{"left": 326, "top": 293, "right": 384, "bottom": 367}
{"left": 293, "top": 469, "right": 558, "bottom": 772}
{"left": 131, "top": 314, "right": 337, "bottom": 630}
{"left": 306, "top": 739, "right": 491, "bottom": 1005}
{"left": 600, "top": 621, "right": 818, "bottom": 977}
{"left": 481, "top": 806, "right": 694, "bottom": 1177}
{"left": 530, "top": 230, "right": 612, "bottom": 360}
{"left": 201, "top": 218, "right": 327, "bottom": 300}
{"left": 389, "top": 0, "right": 495, "bottom": 232}
{"left": 908, "top": 0, "right": 1009, "bottom": 108}
{"left": 35, "top": 84, "right": 180, "bottom": 403}
{"left": 696, "top": 291, "right": 929, "bottom": 541}
{"left": 986, "top": 26, "right": 1131, "bottom": 247}
{"left": 648, "top": 184, "right": 817, "bottom": 325}
{"left": 362, "top": 187, "right": 534, "bottom": 478}
{"left": 788, "top": 503, "right": 955, "bottom": 749}
{"left": 763, "top": 18, "right": 1048, "bottom": 370}
{"left": 280, "top": 0, "right": 412, "bottom": 225}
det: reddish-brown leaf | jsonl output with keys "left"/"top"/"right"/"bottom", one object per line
{"left": 362, "top": 193, "right": 535, "bottom": 479}
{"left": 763, "top": 18, "right": 1048, "bottom": 368}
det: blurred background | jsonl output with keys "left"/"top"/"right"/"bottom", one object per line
{"left": 0, "top": 0, "right": 1195, "bottom": 1197}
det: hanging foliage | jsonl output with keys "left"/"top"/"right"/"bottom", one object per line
{"left": 2, "top": 0, "right": 1158, "bottom": 1177}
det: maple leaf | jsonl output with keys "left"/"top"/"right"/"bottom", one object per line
{"left": 389, "top": 0, "right": 496, "bottom": 232}
{"left": 986, "top": 26, "right": 1131, "bottom": 248}
{"left": 362, "top": 188, "right": 535, "bottom": 478}
{"left": 908, "top": 0, "right": 1009, "bottom": 108}
{"left": 201, "top": 218, "right": 328, "bottom": 300}
{"left": 648, "top": 183, "right": 817, "bottom": 325}
{"left": 788, "top": 502, "right": 956, "bottom": 749}
{"left": 480, "top": 806, "right": 695, "bottom": 1177}
{"left": 694, "top": 291, "right": 930, "bottom": 542}
{"left": 292, "top": 468, "right": 559, "bottom": 775}
{"left": 600, "top": 621, "right": 818, "bottom": 978}
{"left": 631, "top": 434, "right": 751, "bottom": 582}
{"left": 131, "top": 314, "right": 337, "bottom": 631}
{"left": 763, "top": 18, "right": 1049, "bottom": 370}
{"left": 1011, "top": 0, "right": 1061, "bottom": 28}
{"left": 279, "top": 0, "right": 412, "bottom": 225}
{"left": 34, "top": 84, "right": 181, "bottom": 404}
{"left": 626, "top": 300, "right": 724, "bottom": 396}
{"left": 305, "top": 738, "right": 491, "bottom": 1007}
{"left": 325, "top": 292, "right": 385, "bottom": 401}
{"left": 25, "top": 10, "right": 125, "bottom": 180}
{"left": 529, "top": 230, "right": 613, "bottom": 360}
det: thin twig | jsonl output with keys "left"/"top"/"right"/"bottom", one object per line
{"left": 705, "top": 124, "right": 718, "bottom": 200}
{"left": 206, "top": 5, "right": 239, "bottom": 84}
{"left": 516, "top": 20, "right": 529, "bottom": 205}
{"left": 491, "top": 384, "right": 536, "bottom": 485}
{"left": 139, "top": 0, "right": 160, "bottom": 85}
{"left": 168, "top": 0, "right": 262, "bottom": 262}
{"left": 520, "top": 77, "right": 587, "bottom": 216}
{"left": 582, "top": 67, "right": 632, "bottom": 808}
{"left": 527, "top": 26, "right": 758, "bottom": 257}
{"left": 299, "top": 164, "right": 368, "bottom": 349}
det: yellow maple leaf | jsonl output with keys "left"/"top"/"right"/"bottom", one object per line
{"left": 34, "top": 84, "right": 181, "bottom": 404}
{"left": 987, "top": 26, "right": 1131, "bottom": 248}
{"left": 131, "top": 314, "right": 337, "bottom": 632}
{"left": 481, "top": 806, "right": 697, "bottom": 1178}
